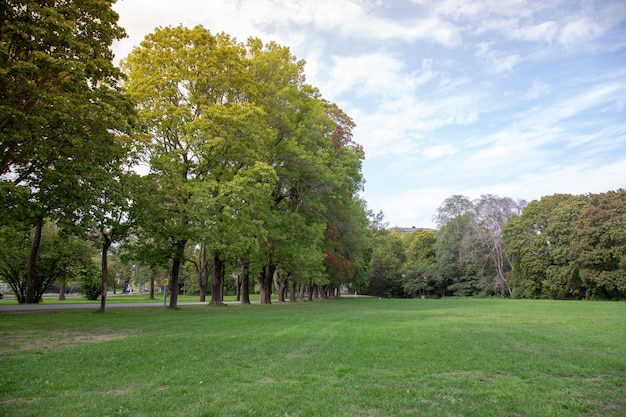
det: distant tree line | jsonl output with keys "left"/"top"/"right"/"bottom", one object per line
{"left": 2, "top": 1, "right": 623, "bottom": 308}
{"left": 366, "top": 191, "right": 626, "bottom": 300}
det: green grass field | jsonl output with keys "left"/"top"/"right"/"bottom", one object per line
{"left": 0, "top": 298, "right": 624, "bottom": 416}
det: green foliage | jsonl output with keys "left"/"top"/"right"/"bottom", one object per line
{"left": 81, "top": 271, "right": 102, "bottom": 300}
{"left": 1, "top": 0, "right": 135, "bottom": 303}
{"left": 427, "top": 194, "right": 527, "bottom": 297}
{"left": 0, "top": 222, "right": 31, "bottom": 303}
{"left": 401, "top": 230, "right": 437, "bottom": 297}
{"left": 1, "top": 0, "right": 128, "bottom": 176}
{"left": 504, "top": 191, "right": 626, "bottom": 300}
{"left": 0, "top": 222, "right": 98, "bottom": 303}
{"left": 1, "top": 0, "right": 132, "bottom": 191}
{"left": 123, "top": 25, "right": 368, "bottom": 305}
{"left": 367, "top": 229, "right": 406, "bottom": 297}
{"left": 504, "top": 194, "right": 588, "bottom": 299}
{"left": 435, "top": 211, "right": 475, "bottom": 296}
{"left": 572, "top": 190, "right": 626, "bottom": 299}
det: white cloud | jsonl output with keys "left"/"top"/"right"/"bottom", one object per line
{"left": 523, "top": 81, "right": 551, "bottom": 100}
{"left": 429, "top": 0, "right": 534, "bottom": 21}
{"left": 322, "top": 53, "right": 407, "bottom": 99}
{"left": 512, "top": 160, "right": 626, "bottom": 201}
{"left": 558, "top": 17, "right": 606, "bottom": 47}
{"left": 351, "top": 89, "right": 481, "bottom": 162}
{"left": 511, "top": 21, "right": 559, "bottom": 42}
{"left": 476, "top": 42, "right": 521, "bottom": 74}
{"left": 529, "top": 81, "right": 626, "bottom": 128}
{"left": 367, "top": 186, "right": 453, "bottom": 228}
{"left": 422, "top": 144, "right": 459, "bottom": 160}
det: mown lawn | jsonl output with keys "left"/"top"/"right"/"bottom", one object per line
{"left": 0, "top": 298, "right": 624, "bottom": 416}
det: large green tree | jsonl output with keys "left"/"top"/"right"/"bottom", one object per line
{"left": 123, "top": 27, "right": 366, "bottom": 307}
{"left": 504, "top": 194, "right": 588, "bottom": 298}
{"left": 123, "top": 26, "right": 275, "bottom": 308}
{"left": 0, "top": 0, "right": 133, "bottom": 303}
{"left": 572, "top": 190, "right": 626, "bottom": 299}
{"left": 433, "top": 195, "right": 476, "bottom": 296}
{"left": 320, "top": 101, "right": 369, "bottom": 296}
{"left": 401, "top": 229, "right": 437, "bottom": 298}
{"left": 367, "top": 229, "right": 406, "bottom": 297}
{"left": 245, "top": 40, "right": 367, "bottom": 304}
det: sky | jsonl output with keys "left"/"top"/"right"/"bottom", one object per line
{"left": 111, "top": 0, "right": 626, "bottom": 228}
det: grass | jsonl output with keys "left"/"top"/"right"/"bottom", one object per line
{"left": 0, "top": 298, "right": 624, "bottom": 416}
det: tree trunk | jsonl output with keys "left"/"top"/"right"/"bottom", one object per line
{"left": 210, "top": 255, "right": 224, "bottom": 305}
{"left": 274, "top": 272, "right": 287, "bottom": 303}
{"left": 99, "top": 238, "right": 112, "bottom": 313}
{"left": 320, "top": 284, "right": 328, "bottom": 299}
{"left": 289, "top": 280, "right": 296, "bottom": 302}
{"left": 58, "top": 282, "right": 66, "bottom": 301}
{"left": 169, "top": 258, "right": 181, "bottom": 308}
{"left": 277, "top": 284, "right": 285, "bottom": 303}
{"left": 149, "top": 268, "right": 155, "bottom": 300}
{"left": 169, "top": 240, "right": 186, "bottom": 309}
{"left": 199, "top": 279, "right": 207, "bottom": 302}
{"left": 198, "top": 243, "right": 210, "bottom": 302}
{"left": 240, "top": 259, "right": 251, "bottom": 305}
{"left": 307, "top": 282, "right": 314, "bottom": 302}
{"left": 25, "top": 217, "right": 43, "bottom": 303}
{"left": 260, "top": 264, "right": 274, "bottom": 304}
{"left": 299, "top": 283, "right": 305, "bottom": 301}
{"left": 200, "top": 261, "right": 212, "bottom": 302}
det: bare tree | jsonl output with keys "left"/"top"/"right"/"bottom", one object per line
{"left": 472, "top": 195, "right": 526, "bottom": 295}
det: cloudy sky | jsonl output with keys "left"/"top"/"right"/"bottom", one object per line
{"left": 112, "top": 0, "right": 626, "bottom": 228}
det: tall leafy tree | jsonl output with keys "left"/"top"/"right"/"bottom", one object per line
{"left": 246, "top": 40, "right": 345, "bottom": 303}
{"left": 402, "top": 229, "right": 437, "bottom": 298}
{"left": 0, "top": 0, "right": 133, "bottom": 302}
{"left": 320, "top": 101, "right": 369, "bottom": 295}
{"left": 367, "top": 229, "right": 406, "bottom": 297}
{"left": 504, "top": 194, "right": 588, "bottom": 298}
{"left": 572, "top": 190, "right": 626, "bottom": 299}
{"left": 433, "top": 195, "right": 475, "bottom": 296}
{"left": 123, "top": 26, "right": 274, "bottom": 308}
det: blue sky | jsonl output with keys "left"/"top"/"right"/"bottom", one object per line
{"left": 112, "top": 0, "right": 626, "bottom": 228}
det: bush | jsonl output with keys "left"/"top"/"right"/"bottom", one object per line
{"left": 82, "top": 272, "right": 101, "bottom": 300}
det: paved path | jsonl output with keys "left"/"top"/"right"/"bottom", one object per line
{"left": 0, "top": 301, "right": 252, "bottom": 313}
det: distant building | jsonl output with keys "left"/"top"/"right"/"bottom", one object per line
{"left": 389, "top": 226, "right": 435, "bottom": 234}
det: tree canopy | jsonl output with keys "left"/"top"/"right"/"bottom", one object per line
{"left": 2, "top": 3, "right": 623, "bottom": 305}
{"left": 122, "top": 25, "right": 368, "bottom": 307}
{"left": 0, "top": 0, "right": 135, "bottom": 303}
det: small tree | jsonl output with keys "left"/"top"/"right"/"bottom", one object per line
{"left": 0, "top": 222, "right": 98, "bottom": 303}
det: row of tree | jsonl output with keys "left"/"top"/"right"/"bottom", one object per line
{"left": 2, "top": 1, "right": 624, "bottom": 307}
{"left": 367, "top": 191, "right": 626, "bottom": 300}
{"left": 1, "top": 1, "right": 371, "bottom": 310}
